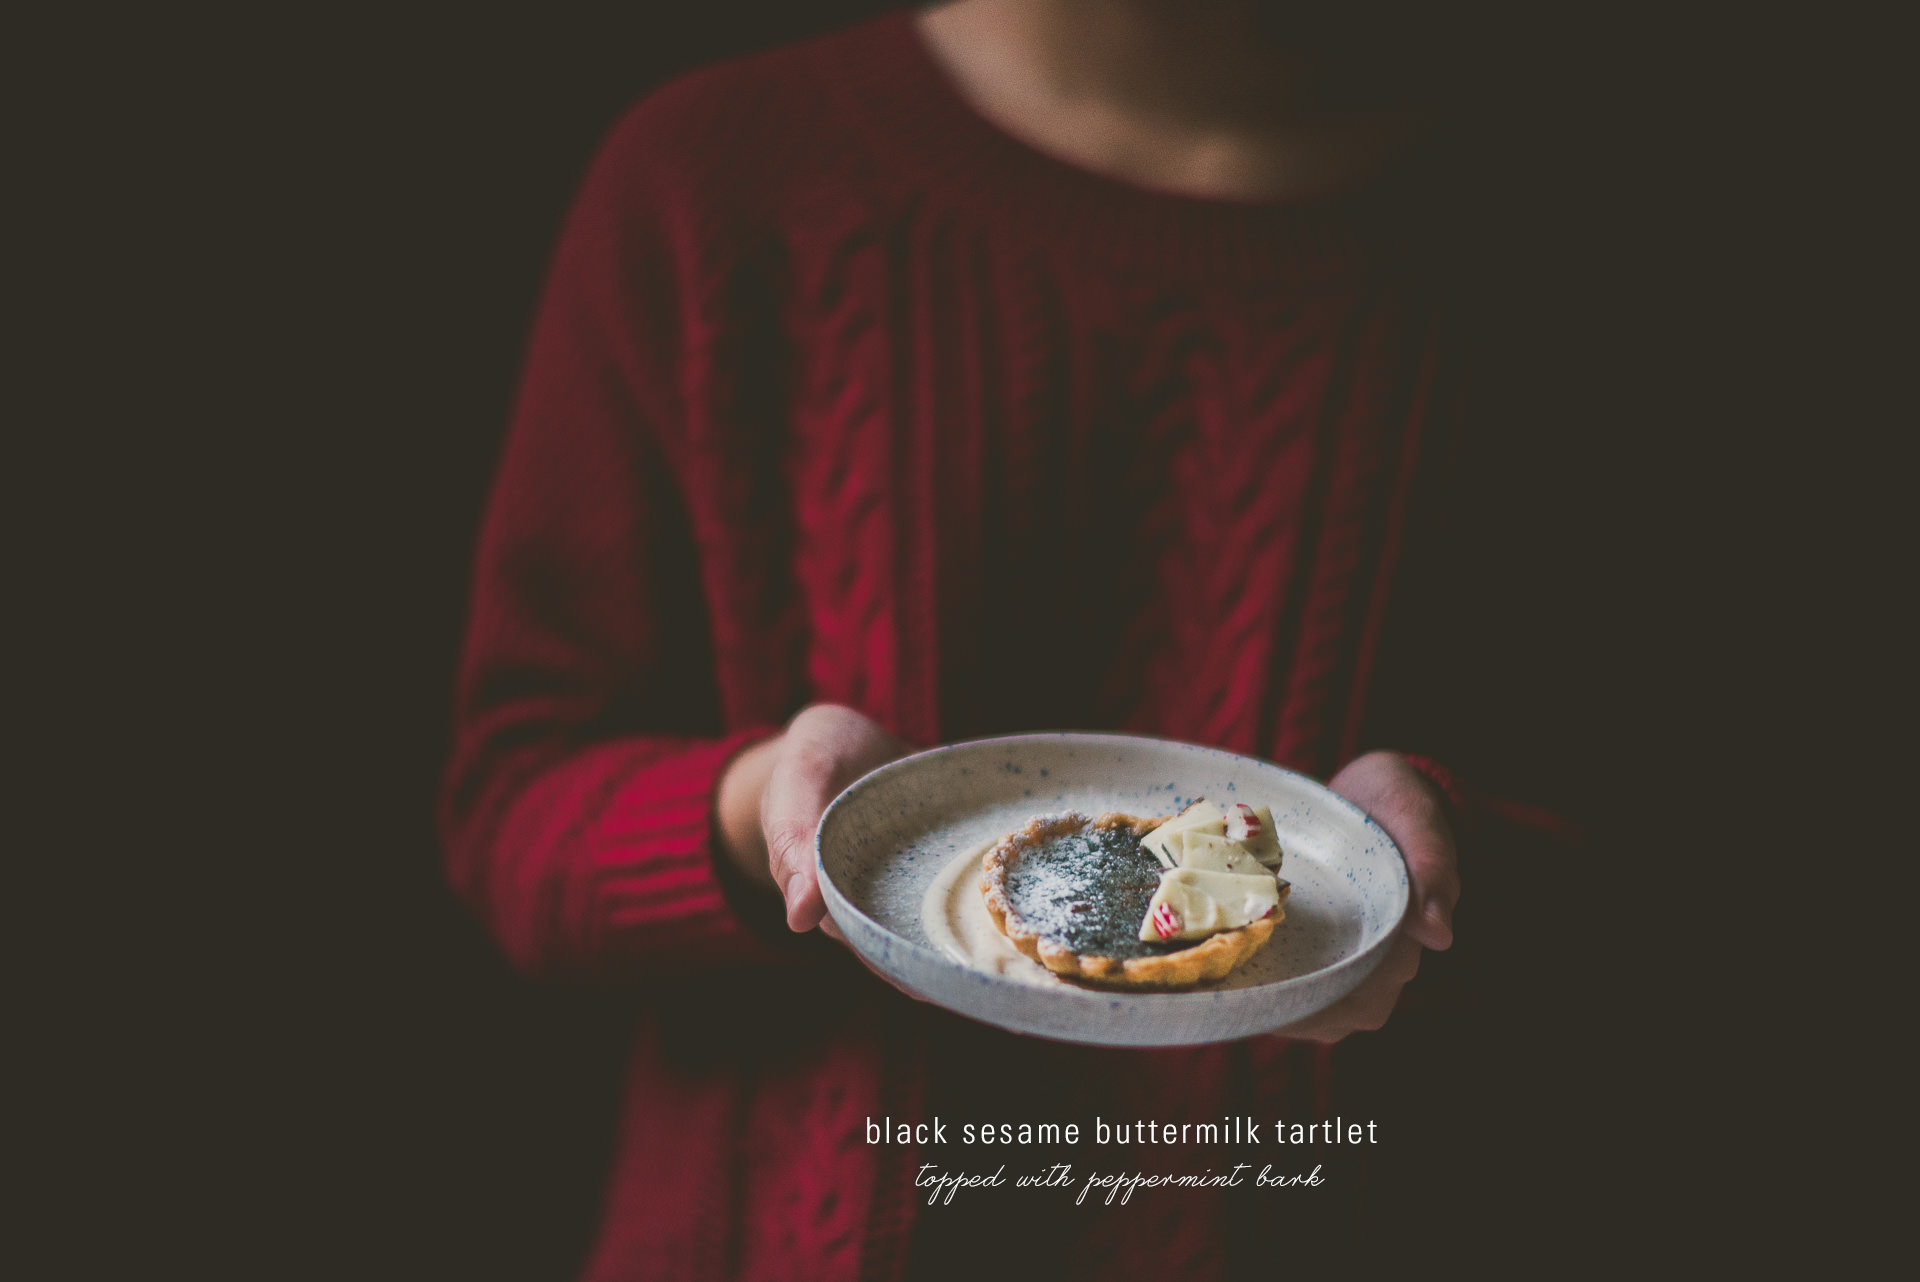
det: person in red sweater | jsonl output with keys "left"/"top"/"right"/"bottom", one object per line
{"left": 445, "top": 4, "right": 1515, "bottom": 1278}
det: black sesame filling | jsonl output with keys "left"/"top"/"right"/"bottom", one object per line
{"left": 1001, "top": 823, "right": 1186, "bottom": 960}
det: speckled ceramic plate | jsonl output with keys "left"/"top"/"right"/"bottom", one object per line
{"left": 814, "top": 733, "right": 1408, "bottom": 1046}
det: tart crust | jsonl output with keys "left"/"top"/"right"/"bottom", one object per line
{"left": 979, "top": 811, "right": 1286, "bottom": 989}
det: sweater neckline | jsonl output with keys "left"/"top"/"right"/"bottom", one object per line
{"left": 814, "top": 10, "right": 1416, "bottom": 284}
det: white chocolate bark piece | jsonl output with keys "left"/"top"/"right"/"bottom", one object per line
{"left": 1177, "top": 830, "right": 1268, "bottom": 876}
{"left": 1138, "top": 867, "right": 1283, "bottom": 942}
{"left": 1142, "top": 800, "right": 1225, "bottom": 869}
{"left": 1239, "top": 805, "right": 1283, "bottom": 869}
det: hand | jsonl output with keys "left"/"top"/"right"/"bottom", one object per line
{"left": 714, "top": 703, "right": 911, "bottom": 940}
{"left": 1275, "top": 751, "right": 1460, "bottom": 1043}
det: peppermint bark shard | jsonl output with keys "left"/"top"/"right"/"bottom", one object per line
{"left": 1224, "top": 804, "right": 1282, "bottom": 868}
{"left": 1177, "top": 830, "right": 1269, "bottom": 876}
{"left": 1138, "top": 801, "right": 1289, "bottom": 942}
{"left": 1141, "top": 799, "right": 1225, "bottom": 869}
{"left": 1138, "top": 868, "right": 1287, "bottom": 942}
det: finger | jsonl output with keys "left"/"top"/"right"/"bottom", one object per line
{"left": 762, "top": 738, "right": 844, "bottom": 931}
{"left": 1377, "top": 929, "right": 1422, "bottom": 986}
{"left": 1329, "top": 754, "right": 1461, "bottom": 950}
{"left": 1402, "top": 836, "right": 1460, "bottom": 952}
{"left": 1375, "top": 784, "right": 1460, "bottom": 951}
{"left": 766, "top": 708, "right": 914, "bottom": 932}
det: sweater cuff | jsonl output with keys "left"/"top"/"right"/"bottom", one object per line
{"left": 582, "top": 726, "right": 787, "bottom": 968}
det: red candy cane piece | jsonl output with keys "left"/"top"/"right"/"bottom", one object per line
{"left": 1151, "top": 902, "right": 1181, "bottom": 939}
{"left": 1224, "top": 803, "right": 1262, "bottom": 840}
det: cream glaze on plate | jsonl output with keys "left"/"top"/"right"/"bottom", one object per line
{"left": 920, "top": 838, "right": 1060, "bottom": 988}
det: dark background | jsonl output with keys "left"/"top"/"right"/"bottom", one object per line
{"left": 21, "top": 3, "right": 1877, "bottom": 1278}
{"left": 204, "top": 7, "right": 905, "bottom": 1278}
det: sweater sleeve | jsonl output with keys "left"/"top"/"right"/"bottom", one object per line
{"left": 439, "top": 99, "right": 792, "bottom": 978}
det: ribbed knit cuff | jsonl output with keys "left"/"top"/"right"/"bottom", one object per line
{"left": 584, "top": 727, "right": 789, "bottom": 967}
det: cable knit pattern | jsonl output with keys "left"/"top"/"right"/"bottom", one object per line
{"left": 442, "top": 13, "right": 1472, "bottom": 1280}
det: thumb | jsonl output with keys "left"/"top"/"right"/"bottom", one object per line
{"left": 761, "top": 742, "right": 843, "bottom": 931}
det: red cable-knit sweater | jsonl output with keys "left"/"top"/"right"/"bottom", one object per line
{"left": 444, "top": 13, "right": 1491, "bottom": 1281}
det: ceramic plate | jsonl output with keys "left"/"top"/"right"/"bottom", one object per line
{"left": 814, "top": 733, "right": 1407, "bottom": 1046}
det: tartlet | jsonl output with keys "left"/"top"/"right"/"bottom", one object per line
{"left": 979, "top": 811, "right": 1285, "bottom": 988}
